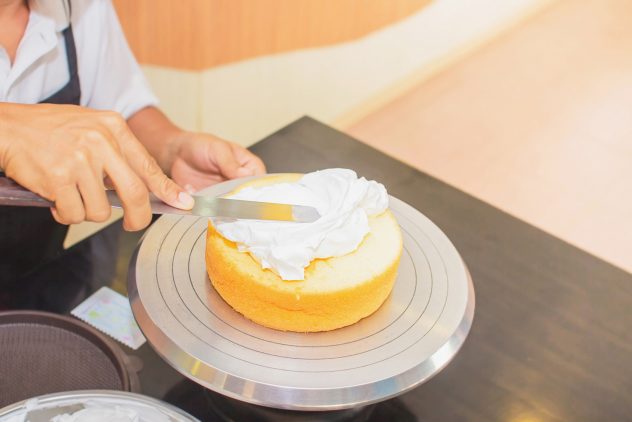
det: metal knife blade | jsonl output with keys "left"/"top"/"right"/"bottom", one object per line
{"left": 107, "top": 191, "right": 320, "bottom": 223}
{"left": 0, "top": 176, "right": 320, "bottom": 223}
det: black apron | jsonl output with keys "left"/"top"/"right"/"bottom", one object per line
{"left": 0, "top": 19, "right": 103, "bottom": 311}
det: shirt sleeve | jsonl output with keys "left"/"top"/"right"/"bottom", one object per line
{"left": 78, "top": 0, "right": 158, "bottom": 119}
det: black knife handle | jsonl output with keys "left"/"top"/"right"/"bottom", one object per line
{"left": 0, "top": 176, "right": 53, "bottom": 207}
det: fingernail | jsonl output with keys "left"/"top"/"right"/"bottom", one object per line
{"left": 237, "top": 167, "right": 255, "bottom": 177}
{"left": 184, "top": 184, "right": 196, "bottom": 194}
{"left": 178, "top": 191, "right": 195, "bottom": 209}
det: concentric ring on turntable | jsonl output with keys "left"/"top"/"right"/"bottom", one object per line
{"left": 128, "top": 175, "right": 475, "bottom": 410}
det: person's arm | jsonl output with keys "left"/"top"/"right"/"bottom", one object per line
{"left": 127, "top": 106, "right": 265, "bottom": 192}
{"left": 0, "top": 102, "right": 194, "bottom": 230}
{"left": 78, "top": 2, "right": 265, "bottom": 192}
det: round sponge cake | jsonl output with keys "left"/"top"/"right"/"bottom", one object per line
{"left": 205, "top": 174, "right": 403, "bottom": 332}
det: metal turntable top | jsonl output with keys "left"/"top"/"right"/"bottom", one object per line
{"left": 128, "top": 176, "right": 475, "bottom": 411}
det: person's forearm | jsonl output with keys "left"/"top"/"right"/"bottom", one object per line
{"left": 127, "top": 106, "right": 185, "bottom": 174}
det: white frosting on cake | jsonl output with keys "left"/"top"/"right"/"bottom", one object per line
{"left": 213, "top": 168, "right": 389, "bottom": 280}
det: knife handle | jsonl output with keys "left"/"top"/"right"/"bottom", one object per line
{"left": 0, "top": 176, "right": 166, "bottom": 213}
{"left": 0, "top": 176, "right": 53, "bottom": 207}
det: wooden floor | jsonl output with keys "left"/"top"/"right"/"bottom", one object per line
{"left": 347, "top": 0, "right": 632, "bottom": 274}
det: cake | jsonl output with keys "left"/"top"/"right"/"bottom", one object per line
{"left": 205, "top": 169, "right": 403, "bottom": 332}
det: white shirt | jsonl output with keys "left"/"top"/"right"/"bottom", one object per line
{"left": 0, "top": 0, "right": 157, "bottom": 118}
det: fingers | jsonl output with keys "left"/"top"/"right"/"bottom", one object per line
{"left": 77, "top": 163, "right": 111, "bottom": 223}
{"left": 96, "top": 115, "right": 192, "bottom": 229}
{"left": 116, "top": 127, "right": 194, "bottom": 211}
{"left": 212, "top": 141, "right": 244, "bottom": 179}
{"left": 4, "top": 106, "right": 188, "bottom": 230}
{"left": 50, "top": 184, "right": 85, "bottom": 225}
{"left": 101, "top": 143, "right": 153, "bottom": 231}
{"left": 166, "top": 132, "right": 266, "bottom": 189}
{"left": 49, "top": 125, "right": 151, "bottom": 230}
{"left": 50, "top": 175, "right": 110, "bottom": 225}
{"left": 230, "top": 143, "right": 266, "bottom": 176}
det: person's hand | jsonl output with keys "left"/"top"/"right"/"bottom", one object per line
{"left": 0, "top": 103, "right": 194, "bottom": 230}
{"left": 125, "top": 107, "right": 266, "bottom": 192}
{"left": 168, "top": 132, "right": 266, "bottom": 192}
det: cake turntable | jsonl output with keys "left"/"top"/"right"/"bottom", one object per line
{"left": 128, "top": 175, "right": 475, "bottom": 412}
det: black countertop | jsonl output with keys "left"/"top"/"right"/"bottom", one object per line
{"left": 6, "top": 117, "right": 632, "bottom": 421}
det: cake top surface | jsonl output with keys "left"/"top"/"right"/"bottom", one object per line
{"left": 212, "top": 168, "right": 389, "bottom": 280}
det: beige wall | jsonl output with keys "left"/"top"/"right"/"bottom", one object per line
{"left": 115, "top": 0, "right": 551, "bottom": 145}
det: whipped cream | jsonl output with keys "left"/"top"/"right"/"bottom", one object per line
{"left": 213, "top": 168, "right": 389, "bottom": 280}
